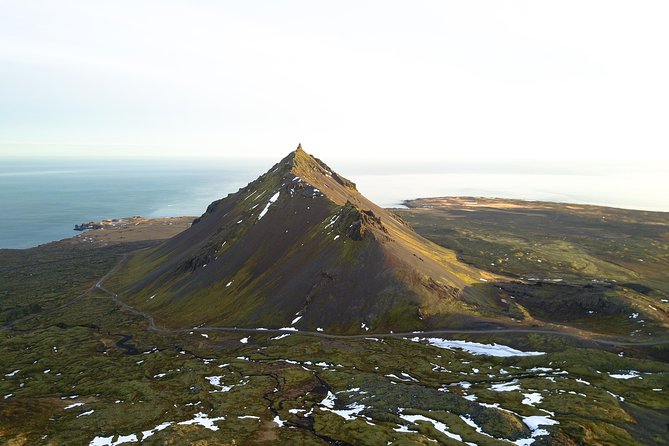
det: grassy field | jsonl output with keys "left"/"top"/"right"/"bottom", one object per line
{"left": 1, "top": 199, "right": 668, "bottom": 445}
{"left": 395, "top": 198, "right": 669, "bottom": 341}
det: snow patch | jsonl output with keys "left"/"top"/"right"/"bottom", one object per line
{"left": 65, "top": 402, "right": 85, "bottom": 410}
{"left": 273, "top": 415, "right": 288, "bottom": 427}
{"left": 490, "top": 380, "right": 521, "bottom": 392}
{"left": 399, "top": 413, "right": 462, "bottom": 442}
{"left": 141, "top": 422, "right": 171, "bottom": 440}
{"left": 411, "top": 337, "right": 545, "bottom": 357}
{"left": 205, "top": 376, "right": 233, "bottom": 393}
{"left": 257, "top": 191, "right": 281, "bottom": 220}
{"left": 177, "top": 412, "right": 225, "bottom": 431}
{"left": 609, "top": 371, "right": 641, "bottom": 379}
{"left": 522, "top": 392, "right": 543, "bottom": 406}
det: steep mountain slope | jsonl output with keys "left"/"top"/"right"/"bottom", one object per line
{"left": 110, "top": 146, "right": 504, "bottom": 332}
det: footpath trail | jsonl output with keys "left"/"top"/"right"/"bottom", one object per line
{"left": 95, "top": 252, "right": 669, "bottom": 348}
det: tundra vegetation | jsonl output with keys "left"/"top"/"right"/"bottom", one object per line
{"left": 1, "top": 197, "right": 667, "bottom": 445}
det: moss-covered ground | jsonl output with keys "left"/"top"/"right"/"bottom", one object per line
{"left": 1, "top": 199, "right": 668, "bottom": 445}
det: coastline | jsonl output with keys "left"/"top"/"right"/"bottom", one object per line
{"left": 3, "top": 196, "right": 668, "bottom": 251}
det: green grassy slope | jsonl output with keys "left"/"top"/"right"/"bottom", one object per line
{"left": 396, "top": 197, "right": 669, "bottom": 339}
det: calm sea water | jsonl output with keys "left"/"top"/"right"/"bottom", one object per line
{"left": 1, "top": 157, "right": 667, "bottom": 249}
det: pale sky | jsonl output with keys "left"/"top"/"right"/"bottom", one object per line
{"left": 1, "top": 1, "right": 668, "bottom": 162}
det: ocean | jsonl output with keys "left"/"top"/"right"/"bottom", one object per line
{"left": 1, "top": 157, "right": 667, "bottom": 249}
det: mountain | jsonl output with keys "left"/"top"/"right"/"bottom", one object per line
{"left": 110, "top": 146, "right": 504, "bottom": 332}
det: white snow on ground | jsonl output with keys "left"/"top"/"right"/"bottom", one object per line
{"left": 522, "top": 393, "right": 543, "bottom": 406}
{"left": 177, "top": 412, "right": 225, "bottom": 431}
{"left": 318, "top": 391, "right": 366, "bottom": 421}
{"left": 399, "top": 413, "right": 463, "bottom": 441}
{"left": 316, "top": 327, "right": 324, "bottom": 332}
{"left": 315, "top": 361, "right": 334, "bottom": 367}
{"left": 240, "top": 337, "right": 249, "bottom": 344}
{"left": 201, "top": 333, "right": 208, "bottom": 338}
{"left": 205, "top": 376, "right": 233, "bottom": 392}
{"left": 607, "top": 390, "right": 625, "bottom": 401}
{"left": 153, "top": 373, "right": 166, "bottom": 379}
{"left": 89, "top": 437, "right": 113, "bottom": 446}
{"left": 385, "top": 373, "right": 417, "bottom": 383}
{"left": 410, "top": 337, "right": 545, "bottom": 357}
{"left": 608, "top": 371, "right": 641, "bottom": 379}
{"left": 226, "top": 281, "right": 233, "bottom": 287}
{"left": 523, "top": 415, "right": 559, "bottom": 433}
{"left": 77, "top": 410, "right": 94, "bottom": 417}
{"left": 324, "top": 214, "right": 339, "bottom": 229}
{"left": 490, "top": 380, "right": 521, "bottom": 392}
{"left": 460, "top": 415, "right": 488, "bottom": 436}
{"left": 4, "top": 370, "right": 19, "bottom": 377}
{"left": 291, "top": 315, "right": 302, "bottom": 325}
{"left": 64, "top": 402, "right": 84, "bottom": 409}
{"left": 141, "top": 422, "right": 171, "bottom": 440}
{"left": 324, "top": 402, "right": 366, "bottom": 420}
{"left": 271, "top": 334, "right": 291, "bottom": 340}
{"left": 321, "top": 391, "right": 336, "bottom": 408}
{"left": 400, "top": 372, "right": 419, "bottom": 382}
{"left": 509, "top": 415, "right": 561, "bottom": 445}
{"left": 111, "top": 434, "right": 138, "bottom": 445}
{"left": 279, "top": 327, "right": 298, "bottom": 331}
{"left": 273, "top": 415, "right": 288, "bottom": 427}
{"left": 257, "top": 191, "right": 281, "bottom": 220}
{"left": 461, "top": 412, "right": 543, "bottom": 446}
{"left": 238, "top": 416, "right": 260, "bottom": 420}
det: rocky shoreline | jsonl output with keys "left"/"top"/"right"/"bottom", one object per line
{"left": 74, "top": 216, "right": 144, "bottom": 231}
{"left": 64, "top": 216, "right": 194, "bottom": 247}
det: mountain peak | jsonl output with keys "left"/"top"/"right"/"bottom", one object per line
{"left": 114, "top": 147, "right": 492, "bottom": 333}
{"left": 273, "top": 145, "right": 357, "bottom": 204}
